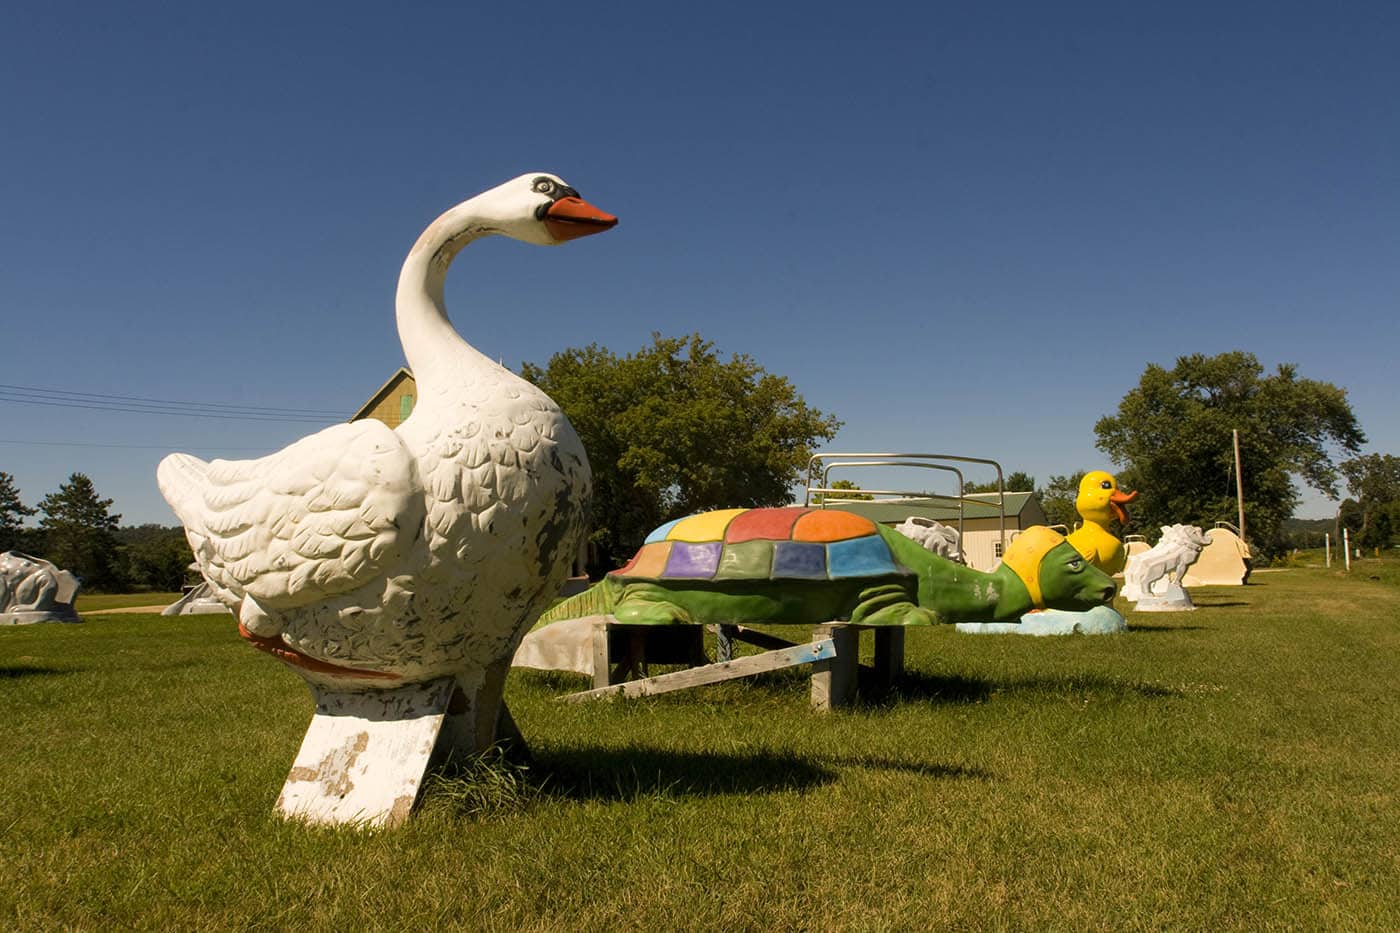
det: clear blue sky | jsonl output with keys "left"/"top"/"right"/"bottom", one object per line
{"left": 3, "top": 1, "right": 1396, "bottom": 526}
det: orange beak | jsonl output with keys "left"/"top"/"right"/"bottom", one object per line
{"left": 1109, "top": 488, "right": 1138, "bottom": 526}
{"left": 238, "top": 622, "right": 400, "bottom": 681}
{"left": 544, "top": 197, "right": 618, "bottom": 242}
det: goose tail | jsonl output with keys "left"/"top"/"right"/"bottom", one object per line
{"left": 156, "top": 452, "right": 210, "bottom": 527}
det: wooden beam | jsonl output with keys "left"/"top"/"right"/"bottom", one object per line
{"left": 561, "top": 639, "right": 836, "bottom": 703}
{"left": 705, "top": 623, "right": 801, "bottom": 654}
{"left": 871, "top": 627, "right": 906, "bottom": 690}
{"left": 729, "top": 625, "right": 801, "bottom": 651}
{"left": 810, "top": 623, "right": 859, "bottom": 711}
{"left": 591, "top": 621, "right": 611, "bottom": 689}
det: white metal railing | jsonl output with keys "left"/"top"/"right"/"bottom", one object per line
{"left": 803, "top": 452, "right": 1007, "bottom": 554}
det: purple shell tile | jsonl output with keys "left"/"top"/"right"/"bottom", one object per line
{"left": 663, "top": 541, "right": 723, "bottom": 579}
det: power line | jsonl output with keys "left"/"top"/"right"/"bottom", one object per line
{"left": 0, "top": 382, "right": 349, "bottom": 420}
{"left": 0, "top": 438, "right": 275, "bottom": 452}
{"left": 0, "top": 382, "right": 348, "bottom": 415}
{"left": 0, "top": 391, "right": 340, "bottom": 424}
{"left": 0, "top": 393, "right": 334, "bottom": 423}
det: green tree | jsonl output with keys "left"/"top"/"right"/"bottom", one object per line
{"left": 0, "top": 470, "right": 36, "bottom": 552}
{"left": 1337, "top": 498, "right": 1364, "bottom": 537}
{"left": 963, "top": 471, "right": 1035, "bottom": 494}
{"left": 1339, "top": 453, "right": 1400, "bottom": 549}
{"left": 813, "top": 479, "right": 873, "bottom": 503}
{"left": 1095, "top": 352, "right": 1364, "bottom": 559}
{"left": 38, "top": 473, "right": 124, "bottom": 590}
{"left": 117, "top": 525, "right": 196, "bottom": 591}
{"left": 523, "top": 333, "right": 841, "bottom": 572}
{"left": 1384, "top": 501, "right": 1400, "bottom": 548}
{"left": 1037, "top": 472, "right": 1085, "bottom": 530}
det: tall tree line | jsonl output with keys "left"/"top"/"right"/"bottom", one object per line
{"left": 1094, "top": 352, "right": 1364, "bottom": 559}
{"left": 1338, "top": 454, "right": 1400, "bottom": 550}
{"left": 0, "top": 470, "right": 192, "bottom": 592}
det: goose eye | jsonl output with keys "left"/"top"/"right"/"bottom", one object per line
{"left": 532, "top": 178, "right": 555, "bottom": 195}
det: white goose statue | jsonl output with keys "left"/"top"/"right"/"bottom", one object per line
{"left": 157, "top": 174, "right": 616, "bottom": 825}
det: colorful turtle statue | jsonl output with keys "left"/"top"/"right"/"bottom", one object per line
{"left": 539, "top": 507, "right": 1116, "bottom": 629}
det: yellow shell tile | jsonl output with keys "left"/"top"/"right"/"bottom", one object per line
{"left": 667, "top": 508, "right": 747, "bottom": 542}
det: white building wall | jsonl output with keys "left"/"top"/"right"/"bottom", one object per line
{"left": 960, "top": 528, "right": 1009, "bottom": 572}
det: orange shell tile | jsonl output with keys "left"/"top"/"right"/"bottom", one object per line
{"left": 791, "top": 509, "right": 877, "bottom": 543}
{"left": 611, "top": 541, "right": 673, "bottom": 579}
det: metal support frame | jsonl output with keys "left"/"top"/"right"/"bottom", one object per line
{"left": 804, "top": 452, "right": 1009, "bottom": 556}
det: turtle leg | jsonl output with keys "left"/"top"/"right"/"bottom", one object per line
{"left": 612, "top": 584, "right": 693, "bottom": 626}
{"left": 851, "top": 584, "right": 938, "bottom": 626}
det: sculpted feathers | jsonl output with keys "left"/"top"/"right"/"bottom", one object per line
{"left": 157, "top": 173, "right": 617, "bottom": 687}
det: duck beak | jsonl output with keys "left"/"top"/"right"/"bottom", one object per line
{"left": 1109, "top": 488, "right": 1138, "bottom": 526}
{"left": 544, "top": 197, "right": 618, "bottom": 242}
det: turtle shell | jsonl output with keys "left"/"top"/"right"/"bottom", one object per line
{"left": 609, "top": 507, "right": 910, "bottom": 583}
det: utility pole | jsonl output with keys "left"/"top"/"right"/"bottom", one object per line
{"left": 1233, "top": 429, "right": 1246, "bottom": 539}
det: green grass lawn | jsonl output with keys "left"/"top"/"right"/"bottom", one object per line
{"left": 75, "top": 591, "right": 183, "bottom": 612}
{"left": 3, "top": 560, "right": 1399, "bottom": 928}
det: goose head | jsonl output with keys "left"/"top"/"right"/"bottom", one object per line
{"left": 1076, "top": 470, "right": 1138, "bottom": 527}
{"left": 442, "top": 172, "right": 618, "bottom": 247}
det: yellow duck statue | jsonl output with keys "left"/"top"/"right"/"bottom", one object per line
{"left": 1066, "top": 471, "right": 1139, "bottom": 576}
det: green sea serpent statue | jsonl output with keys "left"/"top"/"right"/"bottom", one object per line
{"left": 541, "top": 507, "right": 1117, "bottom": 630}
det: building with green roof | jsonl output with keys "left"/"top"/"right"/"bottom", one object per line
{"left": 827, "top": 492, "right": 1050, "bottom": 571}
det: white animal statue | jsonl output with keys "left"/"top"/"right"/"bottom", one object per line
{"left": 0, "top": 551, "right": 81, "bottom": 625}
{"left": 1121, "top": 524, "right": 1211, "bottom": 602}
{"left": 157, "top": 173, "right": 617, "bottom": 826}
{"left": 161, "top": 571, "right": 232, "bottom": 616}
{"left": 894, "top": 516, "right": 964, "bottom": 563}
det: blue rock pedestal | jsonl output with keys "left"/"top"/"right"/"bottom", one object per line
{"left": 955, "top": 604, "right": 1128, "bottom": 636}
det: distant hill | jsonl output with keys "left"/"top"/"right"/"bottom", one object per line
{"left": 1283, "top": 517, "right": 1334, "bottom": 534}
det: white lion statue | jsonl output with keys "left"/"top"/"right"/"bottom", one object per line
{"left": 1121, "top": 524, "right": 1210, "bottom": 602}
{"left": 895, "top": 516, "right": 964, "bottom": 563}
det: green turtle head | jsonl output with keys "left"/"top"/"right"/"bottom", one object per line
{"left": 1037, "top": 541, "right": 1117, "bottom": 610}
{"left": 1002, "top": 526, "right": 1117, "bottom": 611}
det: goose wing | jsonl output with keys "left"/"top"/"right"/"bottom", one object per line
{"left": 157, "top": 420, "right": 425, "bottom": 610}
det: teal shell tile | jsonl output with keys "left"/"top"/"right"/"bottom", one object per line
{"left": 826, "top": 535, "right": 901, "bottom": 579}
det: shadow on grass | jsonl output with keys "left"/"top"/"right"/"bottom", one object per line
{"left": 420, "top": 744, "right": 985, "bottom": 820}
{"left": 873, "top": 670, "right": 1185, "bottom": 706}
{"left": 1127, "top": 623, "right": 1208, "bottom": 633}
{"left": 0, "top": 665, "right": 66, "bottom": 679}
{"left": 1190, "top": 599, "right": 1250, "bottom": 608}
{"left": 514, "top": 669, "right": 591, "bottom": 692}
{"left": 815, "top": 753, "right": 993, "bottom": 781}
{"left": 533, "top": 746, "right": 838, "bottom": 801}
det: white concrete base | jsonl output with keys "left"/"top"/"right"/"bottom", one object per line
{"left": 276, "top": 662, "right": 514, "bottom": 828}
{"left": 512, "top": 616, "right": 603, "bottom": 675}
{"left": 1132, "top": 582, "right": 1197, "bottom": 612}
{"left": 161, "top": 582, "right": 233, "bottom": 616}
{"left": 0, "top": 609, "right": 82, "bottom": 625}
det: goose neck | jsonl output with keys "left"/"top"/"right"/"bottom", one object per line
{"left": 395, "top": 204, "right": 494, "bottom": 386}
